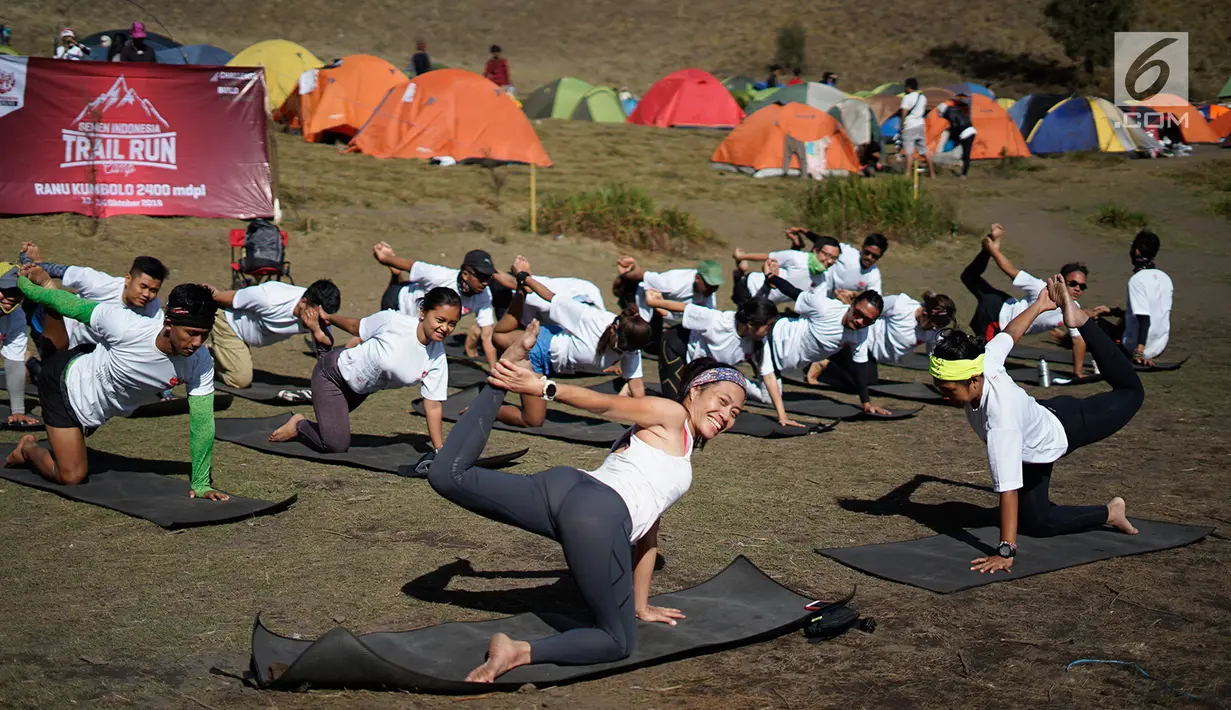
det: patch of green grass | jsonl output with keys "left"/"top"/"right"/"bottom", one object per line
{"left": 1092, "top": 202, "right": 1149, "bottom": 230}
{"left": 523, "top": 183, "right": 718, "bottom": 255}
{"left": 1212, "top": 196, "right": 1231, "bottom": 221}
{"left": 1165, "top": 162, "right": 1231, "bottom": 193}
{"left": 779, "top": 176, "right": 958, "bottom": 246}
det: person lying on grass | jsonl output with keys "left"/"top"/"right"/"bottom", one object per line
{"left": 4, "top": 265, "right": 227, "bottom": 500}
{"left": 428, "top": 320, "right": 746, "bottom": 681}
{"left": 491, "top": 256, "right": 650, "bottom": 427}
{"left": 931, "top": 275, "right": 1141, "bottom": 574}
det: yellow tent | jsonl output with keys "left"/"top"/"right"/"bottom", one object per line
{"left": 996, "top": 97, "right": 1016, "bottom": 110}
{"left": 228, "top": 39, "right": 322, "bottom": 112}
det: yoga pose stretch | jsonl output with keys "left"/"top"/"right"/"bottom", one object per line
{"left": 428, "top": 322, "right": 747, "bottom": 682}
{"left": 732, "top": 229, "right": 838, "bottom": 305}
{"left": 960, "top": 224, "right": 1107, "bottom": 378}
{"left": 931, "top": 275, "right": 1142, "bottom": 574}
{"left": 1121, "top": 230, "right": 1173, "bottom": 366}
{"left": 806, "top": 231, "right": 886, "bottom": 302}
{"left": 206, "top": 280, "right": 342, "bottom": 390}
{"left": 270, "top": 287, "right": 459, "bottom": 454}
{"left": 756, "top": 261, "right": 891, "bottom": 417}
{"left": 372, "top": 242, "right": 499, "bottom": 370}
{"left": 4, "top": 266, "right": 226, "bottom": 499}
{"left": 0, "top": 264, "right": 36, "bottom": 426}
{"left": 613, "top": 255, "right": 722, "bottom": 323}
{"left": 467, "top": 273, "right": 604, "bottom": 357}
{"left": 493, "top": 257, "right": 650, "bottom": 427}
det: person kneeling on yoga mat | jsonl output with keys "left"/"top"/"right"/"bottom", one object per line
{"left": 269, "top": 287, "right": 460, "bottom": 455}
{"left": 931, "top": 275, "right": 1142, "bottom": 574}
{"left": 4, "top": 266, "right": 227, "bottom": 500}
{"left": 492, "top": 256, "right": 651, "bottom": 428}
{"left": 428, "top": 323, "right": 747, "bottom": 682}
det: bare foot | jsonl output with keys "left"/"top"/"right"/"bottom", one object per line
{"left": 1048, "top": 275, "right": 1088, "bottom": 328}
{"left": 804, "top": 360, "right": 828, "bottom": 385}
{"left": 269, "top": 414, "right": 305, "bottom": 442}
{"left": 465, "top": 633, "right": 531, "bottom": 683}
{"left": 1106, "top": 497, "right": 1138, "bottom": 535}
{"left": 5, "top": 434, "right": 36, "bottom": 467}
{"left": 501, "top": 320, "right": 539, "bottom": 366}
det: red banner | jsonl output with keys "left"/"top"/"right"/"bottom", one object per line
{"left": 0, "top": 57, "right": 274, "bottom": 219}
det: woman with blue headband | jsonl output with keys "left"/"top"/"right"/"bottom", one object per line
{"left": 428, "top": 321, "right": 747, "bottom": 682}
{"left": 930, "top": 275, "right": 1143, "bottom": 575}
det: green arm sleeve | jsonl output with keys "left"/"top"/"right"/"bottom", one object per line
{"left": 17, "top": 276, "right": 98, "bottom": 324}
{"left": 188, "top": 393, "right": 216, "bottom": 495}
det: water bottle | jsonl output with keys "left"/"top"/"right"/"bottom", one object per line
{"left": 1038, "top": 359, "right": 1051, "bottom": 387}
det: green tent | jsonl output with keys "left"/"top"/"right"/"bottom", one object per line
{"left": 1220, "top": 77, "right": 1231, "bottom": 101}
{"left": 523, "top": 77, "right": 624, "bottom": 122}
{"left": 0, "top": 46, "right": 18, "bottom": 56}
{"left": 871, "top": 82, "right": 904, "bottom": 96}
{"left": 745, "top": 82, "right": 849, "bottom": 115}
{"left": 723, "top": 75, "right": 756, "bottom": 93}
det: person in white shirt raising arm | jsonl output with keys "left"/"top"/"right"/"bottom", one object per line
{"left": 1120, "top": 230, "right": 1173, "bottom": 367}
{"left": 731, "top": 229, "right": 840, "bottom": 305}
{"left": 4, "top": 265, "right": 226, "bottom": 500}
{"left": 960, "top": 223, "right": 1109, "bottom": 379}
{"left": 269, "top": 287, "right": 460, "bottom": 458}
{"left": 930, "top": 275, "right": 1142, "bottom": 575}
{"left": 492, "top": 257, "right": 651, "bottom": 428}
{"left": 204, "top": 279, "right": 342, "bottom": 390}
{"left": 611, "top": 255, "right": 723, "bottom": 323}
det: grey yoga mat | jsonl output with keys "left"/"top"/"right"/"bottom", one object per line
{"left": 0, "top": 445, "right": 296, "bottom": 529}
{"left": 250, "top": 556, "right": 815, "bottom": 693}
{"left": 214, "top": 414, "right": 527, "bottom": 475}
{"left": 778, "top": 368, "right": 941, "bottom": 403}
{"left": 216, "top": 370, "right": 314, "bottom": 404}
{"left": 817, "top": 519, "right": 1212, "bottom": 594}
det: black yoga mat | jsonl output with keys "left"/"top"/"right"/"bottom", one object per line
{"left": 126, "top": 393, "right": 234, "bottom": 418}
{"left": 884, "top": 351, "right": 931, "bottom": 372}
{"left": 817, "top": 519, "right": 1212, "bottom": 594}
{"left": 0, "top": 404, "right": 42, "bottom": 430}
{"left": 250, "top": 555, "right": 814, "bottom": 693}
{"left": 418, "top": 385, "right": 632, "bottom": 446}
{"left": 1007, "top": 355, "right": 1189, "bottom": 387}
{"left": 214, "top": 414, "right": 527, "bottom": 475}
{"left": 448, "top": 363, "right": 491, "bottom": 390}
{"left": 778, "top": 368, "right": 941, "bottom": 403}
{"left": 216, "top": 370, "right": 313, "bottom": 404}
{"left": 0, "top": 445, "right": 296, "bottom": 529}
{"left": 1007, "top": 343, "right": 1093, "bottom": 366}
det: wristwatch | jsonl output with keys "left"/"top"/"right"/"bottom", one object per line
{"left": 541, "top": 377, "right": 558, "bottom": 402}
{"left": 997, "top": 541, "right": 1017, "bottom": 559}
{"left": 516, "top": 271, "right": 531, "bottom": 291}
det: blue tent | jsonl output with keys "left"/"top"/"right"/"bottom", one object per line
{"left": 945, "top": 82, "right": 994, "bottom": 98}
{"left": 155, "top": 44, "right": 233, "bottom": 65}
{"left": 1025, "top": 97, "right": 1100, "bottom": 153}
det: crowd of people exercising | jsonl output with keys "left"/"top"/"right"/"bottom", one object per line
{"left": 0, "top": 223, "right": 1174, "bottom": 681}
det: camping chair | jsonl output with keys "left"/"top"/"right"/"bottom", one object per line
{"left": 229, "top": 227, "right": 293, "bottom": 289}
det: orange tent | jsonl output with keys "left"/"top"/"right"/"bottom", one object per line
{"left": 710, "top": 102, "right": 860, "bottom": 177}
{"left": 1141, "top": 93, "right": 1220, "bottom": 144}
{"left": 348, "top": 69, "right": 551, "bottom": 166}
{"left": 283, "top": 54, "right": 407, "bottom": 142}
{"left": 1210, "top": 110, "right": 1231, "bottom": 140}
{"left": 925, "top": 94, "right": 1031, "bottom": 160}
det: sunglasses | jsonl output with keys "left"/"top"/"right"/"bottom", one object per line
{"left": 1066, "top": 280, "right": 1088, "bottom": 292}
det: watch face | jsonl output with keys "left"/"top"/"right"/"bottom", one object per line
{"left": 997, "top": 543, "right": 1014, "bottom": 558}
{"left": 545, "top": 383, "right": 558, "bottom": 398}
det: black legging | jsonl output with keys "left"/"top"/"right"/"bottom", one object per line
{"left": 1018, "top": 319, "right": 1145, "bottom": 536}
{"left": 380, "top": 280, "right": 405, "bottom": 312}
{"left": 658, "top": 324, "right": 691, "bottom": 400}
{"left": 960, "top": 250, "right": 1011, "bottom": 341}
{"left": 428, "top": 385, "right": 637, "bottom": 666}
{"left": 958, "top": 134, "right": 975, "bottom": 176}
{"left": 813, "top": 348, "right": 880, "bottom": 392}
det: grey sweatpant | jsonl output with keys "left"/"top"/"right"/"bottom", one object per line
{"left": 295, "top": 348, "right": 368, "bottom": 453}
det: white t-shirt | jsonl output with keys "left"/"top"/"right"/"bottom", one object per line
{"left": 0, "top": 307, "right": 29, "bottom": 361}
{"left": 744, "top": 250, "right": 823, "bottom": 305}
{"left": 66, "top": 304, "right": 215, "bottom": 428}
{"left": 336, "top": 310, "right": 448, "bottom": 398}
{"left": 398, "top": 261, "right": 495, "bottom": 327}
{"left": 636, "top": 269, "right": 714, "bottom": 321}
{"left": 900, "top": 92, "right": 927, "bottom": 130}
{"left": 524, "top": 276, "right": 604, "bottom": 326}
{"left": 997, "top": 271, "right": 1079, "bottom": 337}
{"left": 761, "top": 291, "right": 869, "bottom": 375}
{"left": 223, "top": 281, "right": 310, "bottom": 348}
{"left": 868, "top": 293, "right": 929, "bottom": 363}
{"left": 682, "top": 304, "right": 752, "bottom": 366}
{"left": 821, "top": 243, "right": 882, "bottom": 297}
{"left": 965, "top": 333, "right": 1069, "bottom": 492}
{"left": 1122, "top": 269, "right": 1173, "bottom": 359}
{"left": 55, "top": 45, "right": 86, "bottom": 60}
{"left": 62, "top": 266, "right": 164, "bottom": 347}
{"left": 547, "top": 297, "right": 644, "bottom": 379}
{"left": 586, "top": 425, "right": 693, "bottom": 543}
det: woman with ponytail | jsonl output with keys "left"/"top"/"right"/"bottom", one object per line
{"left": 492, "top": 256, "right": 651, "bottom": 427}
{"left": 428, "top": 324, "right": 746, "bottom": 682}
{"left": 930, "top": 275, "right": 1142, "bottom": 575}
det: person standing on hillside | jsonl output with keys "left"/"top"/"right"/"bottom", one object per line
{"left": 897, "top": 78, "right": 934, "bottom": 178}
{"left": 786, "top": 68, "right": 804, "bottom": 86}
{"left": 939, "top": 94, "right": 977, "bottom": 179}
{"left": 119, "top": 22, "right": 157, "bottom": 63}
{"left": 822, "top": 71, "right": 839, "bottom": 87}
{"left": 484, "top": 45, "right": 512, "bottom": 94}
{"left": 409, "top": 40, "right": 432, "bottom": 76}
{"left": 1, "top": 24, "right": 13, "bottom": 47}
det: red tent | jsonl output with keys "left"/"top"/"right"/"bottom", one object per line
{"left": 628, "top": 69, "right": 744, "bottom": 128}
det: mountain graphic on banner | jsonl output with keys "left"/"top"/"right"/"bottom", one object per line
{"left": 72, "top": 76, "right": 170, "bottom": 127}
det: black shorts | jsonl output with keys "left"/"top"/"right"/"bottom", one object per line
{"left": 38, "top": 344, "right": 95, "bottom": 435}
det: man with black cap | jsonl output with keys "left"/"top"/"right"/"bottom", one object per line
{"left": 373, "top": 242, "right": 499, "bottom": 370}
{"left": 4, "top": 265, "right": 226, "bottom": 499}
{"left": 0, "top": 263, "right": 37, "bottom": 427}
{"left": 732, "top": 228, "right": 841, "bottom": 305}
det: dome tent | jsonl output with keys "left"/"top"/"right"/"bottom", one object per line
{"left": 628, "top": 69, "right": 743, "bottom": 128}
{"left": 523, "top": 78, "right": 625, "bottom": 122}
{"left": 745, "top": 81, "right": 848, "bottom": 115}
{"left": 711, "top": 102, "right": 860, "bottom": 178}
{"left": 282, "top": 54, "right": 406, "bottom": 143}
{"left": 155, "top": 44, "right": 233, "bottom": 65}
{"left": 925, "top": 94, "right": 1030, "bottom": 162}
{"left": 229, "top": 39, "right": 322, "bottom": 112}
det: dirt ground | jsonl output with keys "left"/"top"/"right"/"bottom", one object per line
{"left": 2, "top": 127, "right": 1230, "bottom": 710}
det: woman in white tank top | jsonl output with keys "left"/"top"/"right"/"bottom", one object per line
{"left": 428, "top": 321, "right": 747, "bottom": 683}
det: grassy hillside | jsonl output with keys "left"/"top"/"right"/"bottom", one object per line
{"left": 4, "top": 0, "right": 1228, "bottom": 99}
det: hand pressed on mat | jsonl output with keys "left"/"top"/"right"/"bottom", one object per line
{"left": 637, "top": 605, "right": 686, "bottom": 626}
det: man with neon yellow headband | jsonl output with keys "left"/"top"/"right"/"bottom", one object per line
{"left": 0, "top": 264, "right": 38, "bottom": 427}
{"left": 930, "top": 274, "right": 1142, "bottom": 574}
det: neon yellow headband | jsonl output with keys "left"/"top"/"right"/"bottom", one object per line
{"left": 929, "top": 354, "right": 984, "bottom": 381}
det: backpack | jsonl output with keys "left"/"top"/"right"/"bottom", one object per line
{"left": 945, "top": 104, "right": 972, "bottom": 135}
{"left": 241, "top": 219, "right": 283, "bottom": 273}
